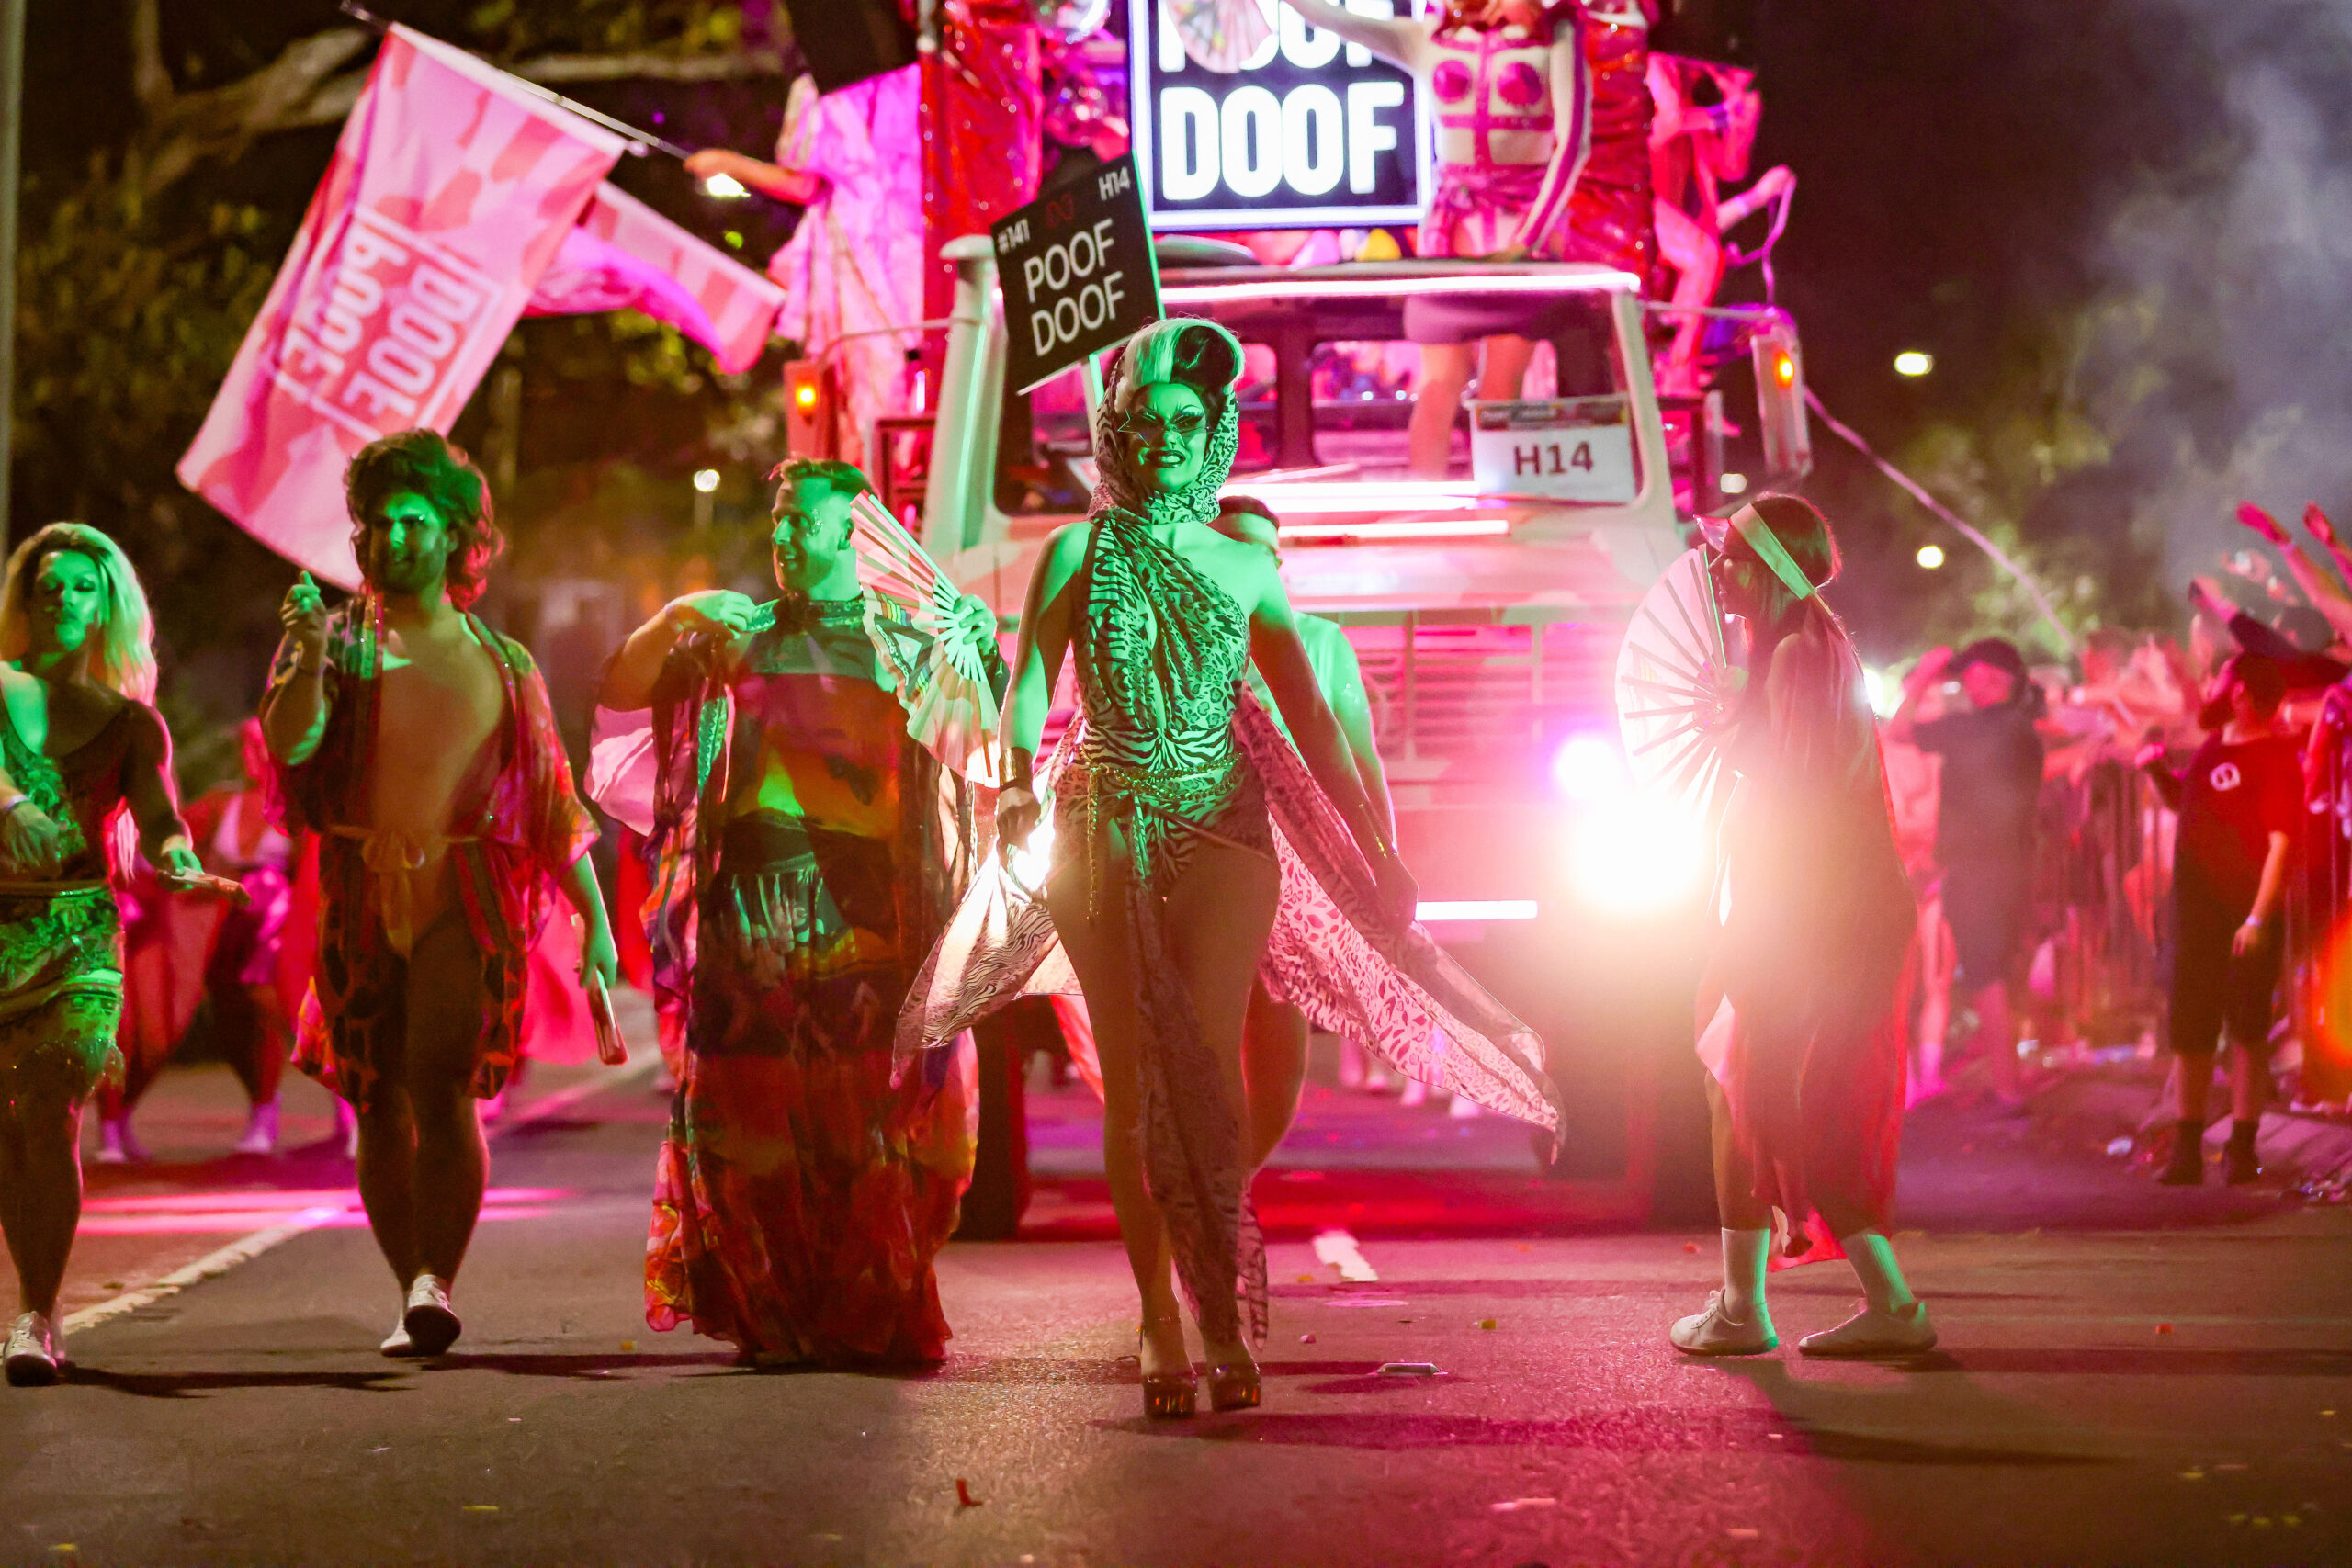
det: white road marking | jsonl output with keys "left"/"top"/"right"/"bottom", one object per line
{"left": 62, "top": 1053, "right": 659, "bottom": 1336}
{"left": 1312, "top": 1228, "right": 1379, "bottom": 1282}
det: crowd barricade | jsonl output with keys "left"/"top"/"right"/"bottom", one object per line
{"left": 2023, "top": 738, "right": 2352, "bottom": 1105}
{"left": 2030, "top": 757, "right": 2172, "bottom": 1054}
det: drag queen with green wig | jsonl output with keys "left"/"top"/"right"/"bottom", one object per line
{"left": 899, "top": 320, "right": 1557, "bottom": 1417}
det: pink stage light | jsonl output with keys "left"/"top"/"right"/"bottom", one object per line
{"left": 1280, "top": 517, "right": 1512, "bottom": 542}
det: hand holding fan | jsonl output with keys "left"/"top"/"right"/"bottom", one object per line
{"left": 848, "top": 492, "right": 991, "bottom": 684}
{"left": 1614, "top": 547, "right": 1744, "bottom": 826}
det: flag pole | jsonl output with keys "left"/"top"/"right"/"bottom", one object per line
{"left": 335, "top": 1, "right": 697, "bottom": 160}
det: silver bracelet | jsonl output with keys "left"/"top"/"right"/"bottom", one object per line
{"left": 0, "top": 795, "right": 33, "bottom": 818}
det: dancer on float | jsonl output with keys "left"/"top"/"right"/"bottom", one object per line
{"left": 263, "top": 431, "right": 619, "bottom": 1359}
{"left": 0, "top": 525, "right": 211, "bottom": 1385}
{"left": 899, "top": 320, "right": 1557, "bottom": 1418}
{"left": 591, "top": 458, "right": 1003, "bottom": 1366}
{"left": 1274, "top": 0, "right": 1652, "bottom": 476}
{"left": 1670, "top": 495, "right": 1936, "bottom": 1358}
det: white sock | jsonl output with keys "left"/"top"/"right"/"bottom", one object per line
{"left": 1722, "top": 1227, "right": 1770, "bottom": 1319}
{"left": 1839, "top": 1230, "right": 1917, "bottom": 1314}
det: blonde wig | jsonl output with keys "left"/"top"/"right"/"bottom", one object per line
{"left": 0, "top": 523, "right": 160, "bottom": 704}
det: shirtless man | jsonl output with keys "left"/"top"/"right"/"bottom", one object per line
{"left": 1210, "top": 497, "right": 1396, "bottom": 1162}
{"left": 262, "top": 431, "right": 616, "bottom": 1357}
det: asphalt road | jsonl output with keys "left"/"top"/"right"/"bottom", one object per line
{"left": 5, "top": 1075, "right": 2347, "bottom": 1568}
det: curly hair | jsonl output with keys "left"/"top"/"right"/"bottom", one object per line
{"left": 0, "top": 523, "right": 160, "bottom": 705}
{"left": 766, "top": 457, "right": 874, "bottom": 513}
{"left": 344, "top": 430, "right": 504, "bottom": 609}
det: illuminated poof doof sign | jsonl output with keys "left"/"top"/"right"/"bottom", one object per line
{"left": 1916, "top": 543, "right": 1946, "bottom": 570}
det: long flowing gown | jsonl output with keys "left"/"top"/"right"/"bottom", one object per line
{"left": 1710, "top": 602, "right": 1917, "bottom": 1246}
{"left": 897, "top": 330, "right": 1559, "bottom": 1346}
{"left": 593, "top": 594, "right": 998, "bottom": 1363}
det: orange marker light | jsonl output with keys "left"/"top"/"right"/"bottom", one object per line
{"left": 1772, "top": 352, "right": 1797, "bottom": 389}
{"left": 795, "top": 382, "right": 818, "bottom": 409}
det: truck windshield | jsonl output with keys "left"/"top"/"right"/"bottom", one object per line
{"left": 991, "top": 282, "right": 1630, "bottom": 513}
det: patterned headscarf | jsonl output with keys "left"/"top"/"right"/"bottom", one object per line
{"left": 1089, "top": 318, "right": 1244, "bottom": 529}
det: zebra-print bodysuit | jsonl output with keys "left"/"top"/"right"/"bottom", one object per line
{"left": 1061, "top": 505, "right": 1275, "bottom": 910}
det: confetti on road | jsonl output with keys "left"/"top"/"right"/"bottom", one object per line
{"left": 1489, "top": 1497, "right": 1556, "bottom": 1513}
{"left": 956, "top": 1479, "right": 984, "bottom": 1507}
{"left": 463, "top": 1506, "right": 498, "bottom": 1514}
{"left": 621, "top": 1340, "right": 636, "bottom": 1351}
{"left": 1299, "top": 1333, "right": 1316, "bottom": 1344}
{"left": 1476, "top": 1318, "right": 1498, "bottom": 1330}
{"left": 2156, "top": 1324, "right": 2173, "bottom": 1334}
{"left": 1378, "top": 1361, "right": 1441, "bottom": 1377}
{"left": 1726, "top": 1528, "right": 1759, "bottom": 1540}
{"left": 1683, "top": 1242, "right": 1700, "bottom": 1253}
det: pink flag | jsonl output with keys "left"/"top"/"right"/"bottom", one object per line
{"left": 177, "top": 27, "right": 626, "bottom": 586}
{"left": 526, "top": 184, "right": 786, "bottom": 376}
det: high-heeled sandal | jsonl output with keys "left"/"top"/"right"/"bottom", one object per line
{"left": 1139, "top": 1318, "right": 1196, "bottom": 1419}
{"left": 1205, "top": 1359, "right": 1261, "bottom": 1412}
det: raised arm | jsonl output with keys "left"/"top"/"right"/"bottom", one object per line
{"left": 1246, "top": 558, "right": 1414, "bottom": 919}
{"left": 1276, "top": 0, "right": 1430, "bottom": 73}
{"left": 259, "top": 573, "right": 333, "bottom": 767}
{"left": 682, "top": 148, "right": 822, "bottom": 206}
{"left": 996, "top": 524, "right": 1091, "bottom": 851}
{"left": 599, "top": 590, "right": 761, "bottom": 713}
{"left": 2234, "top": 504, "right": 2352, "bottom": 644}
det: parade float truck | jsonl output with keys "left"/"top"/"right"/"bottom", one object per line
{"left": 904, "top": 232, "right": 1812, "bottom": 1219}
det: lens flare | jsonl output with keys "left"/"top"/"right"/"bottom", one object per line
{"left": 1567, "top": 796, "right": 1707, "bottom": 915}
{"left": 1550, "top": 732, "right": 1630, "bottom": 805}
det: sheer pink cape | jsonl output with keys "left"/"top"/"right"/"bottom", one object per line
{"left": 893, "top": 688, "right": 1560, "bottom": 1134}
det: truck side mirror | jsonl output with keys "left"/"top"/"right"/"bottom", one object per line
{"left": 1748, "top": 317, "right": 1812, "bottom": 482}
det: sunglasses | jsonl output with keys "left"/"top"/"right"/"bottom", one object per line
{"left": 1120, "top": 408, "right": 1208, "bottom": 445}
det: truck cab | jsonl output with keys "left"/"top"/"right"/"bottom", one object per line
{"left": 912, "top": 239, "right": 1809, "bottom": 1212}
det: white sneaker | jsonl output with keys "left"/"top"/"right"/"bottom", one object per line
{"left": 5, "top": 1312, "right": 63, "bottom": 1386}
{"left": 1799, "top": 1299, "right": 1937, "bottom": 1358}
{"left": 379, "top": 1314, "right": 420, "bottom": 1358}
{"left": 401, "top": 1274, "right": 461, "bottom": 1357}
{"left": 95, "top": 1116, "right": 139, "bottom": 1165}
{"left": 1669, "top": 1291, "right": 1778, "bottom": 1356}
{"left": 232, "top": 1100, "right": 281, "bottom": 1156}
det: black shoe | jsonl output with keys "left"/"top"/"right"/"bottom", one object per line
{"left": 2157, "top": 1137, "right": 2205, "bottom": 1186}
{"left": 2223, "top": 1141, "right": 2260, "bottom": 1186}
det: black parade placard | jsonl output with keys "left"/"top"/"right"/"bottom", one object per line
{"left": 992, "top": 154, "right": 1162, "bottom": 394}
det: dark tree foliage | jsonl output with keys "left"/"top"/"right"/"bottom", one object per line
{"left": 14, "top": 1, "right": 801, "bottom": 781}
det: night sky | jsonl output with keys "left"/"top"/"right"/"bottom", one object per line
{"left": 21, "top": 0, "right": 2352, "bottom": 660}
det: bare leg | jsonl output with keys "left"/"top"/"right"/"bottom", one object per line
{"left": 1475, "top": 333, "right": 1539, "bottom": 402}
{"left": 354, "top": 1091, "right": 422, "bottom": 1290}
{"left": 1408, "top": 344, "right": 1475, "bottom": 478}
{"left": 1970, "top": 981, "right": 2020, "bottom": 1104}
{"left": 0, "top": 1086, "right": 85, "bottom": 1317}
{"left": 2228, "top": 1042, "right": 2267, "bottom": 1122}
{"left": 401, "top": 914, "right": 490, "bottom": 1284}
{"left": 1241, "top": 984, "right": 1310, "bottom": 1170}
{"left": 1042, "top": 852, "right": 1184, "bottom": 1378}
{"left": 1911, "top": 897, "right": 1952, "bottom": 1102}
{"left": 1159, "top": 840, "right": 1281, "bottom": 1373}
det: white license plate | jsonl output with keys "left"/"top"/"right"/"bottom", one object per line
{"left": 1468, "top": 399, "right": 1638, "bottom": 502}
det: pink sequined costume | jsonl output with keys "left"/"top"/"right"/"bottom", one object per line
{"left": 767, "top": 67, "right": 925, "bottom": 471}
